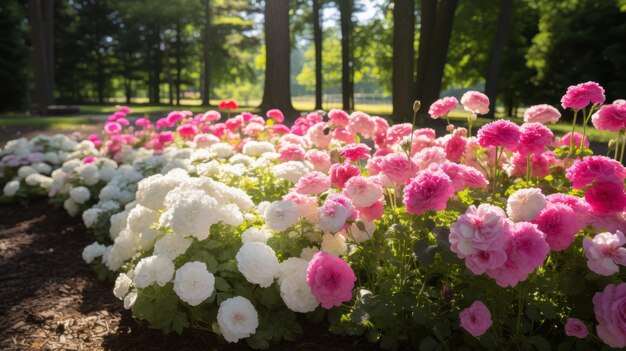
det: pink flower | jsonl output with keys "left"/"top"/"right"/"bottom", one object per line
{"left": 347, "top": 112, "right": 376, "bottom": 139}
{"left": 328, "top": 109, "right": 349, "bottom": 127}
{"left": 283, "top": 192, "right": 318, "bottom": 218}
{"left": 118, "top": 105, "right": 131, "bottom": 114}
{"left": 224, "top": 115, "right": 243, "bottom": 131}
{"left": 403, "top": 170, "right": 453, "bottom": 215}
{"left": 339, "top": 143, "right": 371, "bottom": 163}
{"left": 344, "top": 176, "right": 383, "bottom": 208}
{"left": 384, "top": 123, "right": 412, "bottom": 146}
{"left": 243, "top": 123, "right": 264, "bottom": 136}
{"left": 166, "top": 111, "right": 185, "bottom": 125}
{"left": 278, "top": 144, "right": 305, "bottom": 162}
{"left": 561, "top": 81, "right": 606, "bottom": 110}
{"left": 269, "top": 124, "right": 290, "bottom": 135}
{"left": 565, "top": 318, "right": 589, "bottom": 339}
{"left": 266, "top": 109, "right": 285, "bottom": 123}
{"left": 592, "top": 103, "right": 626, "bottom": 132}
{"left": 429, "top": 97, "right": 458, "bottom": 119}
{"left": 516, "top": 123, "right": 554, "bottom": 156}
{"left": 444, "top": 134, "right": 467, "bottom": 163}
{"left": 413, "top": 146, "right": 447, "bottom": 171}
{"left": 460, "top": 91, "right": 490, "bottom": 115}
{"left": 358, "top": 199, "right": 384, "bottom": 222}
{"left": 177, "top": 123, "right": 198, "bottom": 140}
{"left": 583, "top": 231, "right": 626, "bottom": 276}
{"left": 295, "top": 171, "right": 331, "bottom": 195}
{"left": 306, "top": 251, "right": 356, "bottom": 309}
{"left": 307, "top": 122, "right": 332, "bottom": 149}
{"left": 507, "top": 152, "right": 556, "bottom": 179}
{"left": 82, "top": 156, "right": 96, "bottom": 164}
{"left": 532, "top": 203, "right": 578, "bottom": 251}
{"left": 329, "top": 163, "right": 361, "bottom": 189}
{"left": 380, "top": 153, "right": 416, "bottom": 185}
{"left": 593, "top": 283, "right": 626, "bottom": 348}
{"left": 477, "top": 120, "right": 521, "bottom": 149}
{"left": 565, "top": 155, "right": 624, "bottom": 189}
{"left": 218, "top": 99, "right": 238, "bottom": 110}
{"left": 585, "top": 181, "right": 626, "bottom": 214}
{"left": 459, "top": 301, "right": 492, "bottom": 337}
{"left": 546, "top": 193, "right": 591, "bottom": 231}
{"left": 554, "top": 132, "right": 589, "bottom": 149}
{"left": 306, "top": 150, "right": 332, "bottom": 173}
{"left": 524, "top": 104, "right": 561, "bottom": 124}
{"left": 104, "top": 122, "right": 122, "bottom": 135}
{"left": 318, "top": 195, "right": 355, "bottom": 233}
{"left": 200, "top": 110, "right": 221, "bottom": 122}
{"left": 193, "top": 133, "right": 220, "bottom": 147}
{"left": 436, "top": 162, "right": 488, "bottom": 192}
{"left": 135, "top": 117, "right": 152, "bottom": 128}
{"left": 87, "top": 134, "right": 101, "bottom": 148}
{"left": 332, "top": 127, "right": 356, "bottom": 144}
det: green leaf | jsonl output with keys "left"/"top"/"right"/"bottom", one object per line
{"left": 214, "top": 277, "right": 232, "bottom": 292}
{"left": 419, "top": 336, "right": 439, "bottom": 351}
{"left": 246, "top": 333, "right": 271, "bottom": 350}
{"left": 535, "top": 301, "right": 557, "bottom": 319}
{"left": 413, "top": 239, "right": 437, "bottom": 267}
{"left": 526, "top": 305, "right": 541, "bottom": 322}
{"left": 528, "top": 335, "right": 551, "bottom": 351}
{"left": 172, "top": 312, "right": 189, "bottom": 334}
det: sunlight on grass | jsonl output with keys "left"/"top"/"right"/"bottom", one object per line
{"left": 0, "top": 117, "right": 100, "bottom": 129}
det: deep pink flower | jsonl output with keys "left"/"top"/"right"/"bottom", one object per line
{"left": 461, "top": 91, "right": 490, "bottom": 115}
{"left": 444, "top": 134, "right": 467, "bottom": 163}
{"left": 429, "top": 97, "right": 458, "bottom": 119}
{"left": 339, "top": 143, "right": 371, "bottom": 163}
{"left": 135, "top": 117, "right": 152, "bottom": 128}
{"left": 219, "top": 99, "right": 238, "bottom": 110}
{"left": 118, "top": 105, "right": 131, "bottom": 114}
{"left": 329, "top": 163, "right": 361, "bottom": 189}
{"left": 403, "top": 170, "right": 453, "bottom": 215}
{"left": 554, "top": 132, "right": 589, "bottom": 149}
{"left": 87, "top": 134, "right": 101, "bottom": 148}
{"left": 269, "top": 124, "right": 290, "bottom": 135}
{"left": 592, "top": 103, "right": 626, "bottom": 132}
{"left": 516, "top": 123, "right": 554, "bottom": 156}
{"left": 477, "top": 120, "right": 521, "bottom": 149}
{"left": 177, "top": 123, "right": 198, "bottom": 140}
{"left": 266, "top": 109, "right": 285, "bottom": 123}
{"left": 82, "top": 156, "right": 96, "bottom": 164}
{"left": 561, "top": 81, "right": 606, "bottom": 110}
{"left": 524, "top": 104, "right": 561, "bottom": 124}
{"left": 459, "top": 301, "right": 492, "bottom": 337}
{"left": 585, "top": 181, "right": 626, "bottom": 215}
{"left": 328, "top": 109, "right": 349, "bottom": 127}
{"left": 295, "top": 171, "right": 331, "bottom": 195}
{"left": 224, "top": 115, "right": 243, "bottom": 131}
{"left": 508, "top": 152, "right": 557, "bottom": 179}
{"left": 166, "top": 111, "right": 185, "bottom": 125}
{"left": 593, "top": 283, "right": 626, "bottom": 348}
{"left": 532, "top": 203, "right": 578, "bottom": 251}
{"left": 357, "top": 199, "right": 384, "bottom": 222}
{"left": 583, "top": 231, "right": 626, "bottom": 276}
{"left": 546, "top": 193, "right": 591, "bottom": 230}
{"left": 566, "top": 155, "right": 626, "bottom": 189}
{"left": 306, "top": 252, "right": 356, "bottom": 309}
{"left": 104, "top": 122, "right": 122, "bottom": 135}
{"left": 565, "top": 318, "right": 588, "bottom": 339}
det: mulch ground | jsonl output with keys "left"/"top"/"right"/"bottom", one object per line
{"left": 0, "top": 200, "right": 377, "bottom": 351}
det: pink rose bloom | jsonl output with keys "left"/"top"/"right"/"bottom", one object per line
{"left": 283, "top": 192, "right": 318, "bottom": 218}
{"left": 307, "top": 122, "right": 332, "bottom": 149}
{"left": 118, "top": 105, "right": 131, "bottom": 114}
{"left": 429, "top": 96, "right": 458, "bottom": 119}
{"left": 459, "top": 301, "right": 492, "bottom": 337}
{"left": 278, "top": 143, "right": 306, "bottom": 162}
{"left": 166, "top": 111, "right": 185, "bottom": 125}
{"left": 486, "top": 222, "right": 549, "bottom": 287}
{"left": 347, "top": 112, "right": 376, "bottom": 139}
{"left": 583, "top": 231, "right": 626, "bottom": 276}
{"left": 87, "top": 134, "right": 101, "bottom": 148}
{"left": 158, "top": 131, "right": 174, "bottom": 144}
{"left": 546, "top": 193, "right": 591, "bottom": 230}
{"left": 372, "top": 116, "right": 390, "bottom": 144}
{"left": 403, "top": 170, "right": 453, "bottom": 215}
{"left": 554, "top": 132, "right": 589, "bottom": 149}
{"left": 306, "top": 251, "right": 356, "bottom": 309}
{"left": 82, "top": 156, "right": 96, "bottom": 164}
{"left": 566, "top": 156, "right": 626, "bottom": 189}
{"left": 384, "top": 123, "right": 413, "bottom": 146}
{"left": 344, "top": 176, "right": 383, "bottom": 208}
{"left": 591, "top": 103, "right": 626, "bottom": 132}
{"left": 193, "top": 133, "right": 220, "bottom": 148}
{"left": 435, "top": 162, "right": 488, "bottom": 192}
{"left": 358, "top": 199, "right": 384, "bottom": 222}
{"left": 565, "top": 318, "right": 589, "bottom": 339}
{"left": 328, "top": 109, "right": 349, "bottom": 127}
{"left": 224, "top": 115, "right": 243, "bottom": 131}
{"left": 516, "top": 123, "right": 554, "bottom": 156}
{"left": 477, "top": 120, "right": 521, "bottom": 149}
{"left": 380, "top": 153, "right": 416, "bottom": 185}
{"left": 201, "top": 110, "right": 221, "bottom": 122}
{"left": 306, "top": 150, "right": 332, "bottom": 173}
{"left": 329, "top": 163, "right": 361, "bottom": 189}
{"left": 104, "top": 122, "right": 122, "bottom": 135}
{"left": 318, "top": 195, "right": 355, "bottom": 233}
{"left": 585, "top": 181, "right": 626, "bottom": 215}
{"left": 561, "top": 81, "right": 606, "bottom": 110}
{"left": 461, "top": 91, "right": 490, "bottom": 115}
{"left": 589, "top": 211, "right": 626, "bottom": 233}
{"left": 532, "top": 203, "right": 578, "bottom": 251}
{"left": 266, "top": 109, "right": 285, "bottom": 123}
{"left": 295, "top": 171, "right": 331, "bottom": 195}
{"left": 524, "top": 104, "right": 561, "bottom": 124}
{"left": 339, "top": 143, "right": 371, "bottom": 163}
{"left": 269, "top": 124, "right": 290, "bottom": 135}
{"left": 367, "top": 156, "right": 384, "bottom": 175}
{"left": 507, "top": 152, "right": 556, "bottom": 179}
{"left": 135, "top": 117, "right": 152, "bottom": 128}
{"left": 413, "top": 146, "right": 447, "bottom": 171}
{"left": 593, "top": 283, "right": 626, "bottom": 348}
{"left": 444, "top": 134, "right": 467, "bottom": 163}
{"left": 332, "top": 127, "right": 357, "bottom": 144}
{"left": 177, "top": 123, "right": 198, "bottom": 140}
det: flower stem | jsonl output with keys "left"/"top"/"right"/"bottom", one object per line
{"left": 579, "top": 106, "right": 595, "bottom": 157}
{"left": 516, "top": 288, "right": 523, "bottom": 336}
{"left": 615, "top": 134, "right": 621, "bottom": 160}
{"left": 526, "top": 154, "right": 532, "bottom": 182}
{"left": 569, "top": 109, "right": 579, "bottom": 155}
{"left": 620, "top": 131, "right": 626, "bottom": 164}
{"left": 492, "top": 146, "right": 501, "bottom": 194}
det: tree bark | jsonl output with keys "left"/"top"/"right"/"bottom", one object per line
{"left": 175, "top": 17, "right": 182, "bottom": 106}
{"left": 28, "top": 0, "right": 54, "bottom": 112}
{"left": 392, "top": 0, "right": 415, "bottom": 122}
{"left": 202, "top": 0, "right": 211, "bottom": 106}
{"left": 152, "top": 25, "right": 162, "bottom": 104}
{"left": 313, "top": 0, "right": 323, "bottom": 110}
{"left": 339, "top": 0, "right": 353, "bottom": 111}
{"left": 414, "top": 0, "right": 437, "bottom": 103}
{"left": 259, "top": 0, "right": 296, "bottom": 117}
{"left": 484, "top": 0, "right": 513, "bottom": 118}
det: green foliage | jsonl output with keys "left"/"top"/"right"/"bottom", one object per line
{"left": 0, "top": 0, "right": 28, "bottom": 111}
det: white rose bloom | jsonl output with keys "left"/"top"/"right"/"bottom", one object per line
{"left": 24, "top": 173, "right": 43, "bottom": 186}
{"left": 160, "top": 192, "right": 219, "bottom": 240}
{"left": 3, "top": 180, "right": 20, "bottom": 197}
{"left": 173, "top": 262, "right": 215, "bottom": 306}
{"left": 272, "top": 161, "right": 312, "bottom": 183}
{"left": 264, "top": 201, "right": 299, "bottom": 232}
{"left": 153, "top": 234, "right": 193, "bottom": 260}
{"left": 62, "top": 159, "right": 81, "bottom": 173}
{"left": 210, "top": 143, "right": 234, "bottom": 158}
{"left": 348, "top": 220, "right": 376, "bottom": 243}
{"left": 136, "top": 172, "right": 188, "bottom": 211}
{"left": 244, "top": 141, "right": 275, "bottom": 157}
{"left": 229, "top": 154, "right": 254, "bottom": 166}
{"left": 123, "top": 291, "right": 137, "bottom": 310}
{"left": 277, "top": 257, "right": 309, "bottom": 285}
{"left": 241, "top": 227, "right": 272, "bottom": 244}
{"left": 133, "top": 255, "right": 175, "bottom": 288}
{"left": 31, "top": 162, "right": 52, "bottom": 174}
{"left": 78, "top": 164, "right": 100, "bottom": 185}
{"left": 196, "top": 160, "right": 220, "bottom": 177}
{"left": 127, "top": 205, "right": 160, "bottom": 249}
{"left": 236, "top": 242, "right": 279, "bottom": 287}
{"left": 300, "top": 246, "right": 320, "bottom": 261}
{"left": 63, "top": 198, "right": 79, "bottom": 216}
{"left": 17, "top": 166, "right": 37, "bottom": 179}
{"left": 280, "top": 272, "right": 319, "bottom": 313}
{"left": 321, "top": 233, "right": 348, "bottom": 257}
{"left": 82, "top": 242, "right": 106, "bottom": 264}
{"left": 506, "top": 188, "right": 547, "bottom": 222}
{"left": 217, "top": 204, "right": 244, "bottom": 227}
{"left": 82, "top": 208, "right": 101, "bottom": 228}
{"left": 69, "top": 186, "right": 91, "bottom": 204}
{"left": 109, "top": 209, "right": 130, "bottom": 239}
{"left": 37, "top": 175, "right": 52, "bottom": 189}
{"left": 217, "top": 296, "right": 259, "bottom": 343}
{"left": 113, "top": 273, "right": 132, "bottom": 299}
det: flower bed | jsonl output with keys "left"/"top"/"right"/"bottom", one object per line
{"left": 2, "top": 84, "right": 626, "bottom": 350}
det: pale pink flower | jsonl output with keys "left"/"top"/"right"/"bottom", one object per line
{"left": 413, "top": 146, "right": 447, "bottom": 171}
{"left": 383, "top": 123, "right": 413, "bottom": 146}
{"left": 477, "top": 120, "right": 521, "bottom": 149}
{"left": 332, "top": 127, "right": 357, "bottom": 144}
{"left": 278, "top": 144, "right": 306, "bottom": 162}
{"left": 318, "top": 195, "right": 355, "bottom": 233}
{"left": 403, "top": 170, "right": 453, "bottom": 215}
{"left": 357, "top": 199, "right": 384, "bottom": 222}
{"left": 283, "top": 192, "right": 319, "bottom": 218}
{"left": 380, "top": 153, "right": 416, "bottom": 185}
{"left": 583, "top": 231, "right": 626, "bottom": 276}
{"left": 328, "top": 109, "right": 349, "bottom": 127}
{"left": 306, "top": 251, "right": 356, "bottom": 309}
{"left": 429, "top": 97, "right": 458, "bottom": 119}
{"left": 307, "top": 122, "right": 332, "bottom": 149}
{"left": 561, "top": 81, "right": 605, "bottom": 110}
{"left": 193, "top": 133, "right": 220, "bottom": 147}
{"left": 593, "top": 283, "right": 626, "bottom": 348}
{"left": 347, "top": 112, "right": 376, "bottom": 139}
{"left": 201, "top": 110, "right": 221, "bottom": 122}
{"left": 459, "top": 301, "right": 492, "bottom": 337}
{"left": 524, "top": 104, "right": 561, "bottom": 124}
{"left": 461, "top": 91, "right": 490, "bottom": 115}
{"left": 565, "top": 318, "right": 588, "bottom": 339}
{"left": 532, "top": 203, "right": 579, "bottom": 251}
{"left": 435, "top": 162, "right": 488, "bottom": 192}
{"left": 306, "top": 150, "right": 332, "bottom": 173}
{"left": 592, "top": 103, "right": 626, "bottom": 132}
{"left": 506, "top": 188, "right": 547, "bottom": 222}
{"left": 295, "top": 171, "right": 331, "bottom": 195}
{"left": 344, "top": 176, "right": 383, "bottom": 208}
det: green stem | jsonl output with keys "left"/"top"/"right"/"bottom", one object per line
{"left": 516, "top": 288, "right": 523, "bottom": 336}
{"left": 492, "top": 147, "right": 501, "bottom": 194}
{"left": 620, "top": 131, "right": 626, "bottom": 164}
{"left": 526, "top": 154, "right": 532, "bottom": 182}
{"left": 579, "top": 107, "right": 595, "bottom": 157}
{"left": 569, "top": 109, "right": 579, "bottom": 155}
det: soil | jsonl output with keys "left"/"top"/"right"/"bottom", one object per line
{"left": 0, "top": 200, "right": 377, "bottom": 351}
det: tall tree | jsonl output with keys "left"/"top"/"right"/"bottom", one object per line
{"left": 0, "top": 0, "right": 29, "bottom": 111}
{"left": 414, "top": 0, "right": 436, "bottom": 105}
{"left": 259, "top": 0, "right": 295, "bottom": 116}
{"left": 312, "top": 0, "right": 323, "bottom": 110}
{"left": 28, "top": 0, "right": 54, "bottom": 112}
{"left": 392, "top": 0, "right": 415, "bottom": 121}
{"left": 338, "top": 0, "right": 354, "bottom": 111}
{"left": 202, "top": 0, "right": 211, "bottom": 106}
{"left": 484, "top": 0, "right": 513, "bottom": 118}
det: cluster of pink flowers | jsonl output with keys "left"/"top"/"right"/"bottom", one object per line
{"left": 561, "top": 81, "right": 606, "bottom": 110}
{"left": 306, "top": 251, "right": 356, "bottom": 309}
{"left": 566, "top": 156, "right": 626, "bottom": 215}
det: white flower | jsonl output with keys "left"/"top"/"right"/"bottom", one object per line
{"left": 241, "top": 227, "right": 272, "bottom": 244}
{"left": 31, "top": 162, "right": 52, "bottom": 174}
{"left": 210, "top": 143, "right": 234, "bottom": 158}
{"left": 17, "top": 166, "right": 37, "bottom": 179}
{"left": 321, "top": 233, "right": 348, "bottom": 257}
{"left": 264, "top": 201, "right": 299, "bottom": 232}
{"left": 69, "top": 186, "right": 91, "bottom": 204}
{"left": 243, "top": 141, "right": 275, "bottom": 157}
{"left": 127, "top": 205, "right": 160, "bottom": 249}
{"left": 78, "top": 164, "right": 100, "bottom": 185}
{"left": 173, "top": 262, "right": 215, "bottom": 306}
{"left": 506, "top": 188, "right": 547, "bottom": 222}
{"left": 217, "top": 204, "right": 244, "bottom": 227}
{"left": 82, "top": 242, "right": 106, "bottom": 264}
{"left": 153, "top": 234, "right": 193, "bottom": 260}
{"left": 136, "top": 171, "right": 189, "bottom": 210}
{"left": 160, "top": 191, "right": 219, "bottom": 240}
{"left": 229, "top": 154, "right": 254, "bottom": 166}
{"left": 272, "top": 161, "right": 312, "bottom": 183}
{"left": 82, "top": 208, "right": 101, "bottom": 228}
{"left": 236, "top": 242, "right": 279, "bottom": 287}
{"left": 113, "top": 273, "right": 132, "bottom": 299}
{"left": 280, "top": 271, "right": 319, "bottom": 313}
{"left": 64, "top": 198, "right": 79, "bottom": 216}
{"left": 196, "top": 160, "right": 220, "bottom": 177}
{"left": 300, "top": 246, "right": 320, "bottom": 261}
{"left": 277, "top": 257, "right": 309, "bottom": 285}
{"left": 133, "top": 255, "right": 175, "bottom": 288}
{"left": 348, "top": 220, "right": 376, "bottom": 243}
{"left": 109, "top": 209, "right": 130, "bottom": 239}
{"left": 123, "top": 291, "right": 137, "bottom": 309}
{"left": 3, "top": 180, "right": 19, "bottom": 197}
{"left": 217, "top": 296, "right": 259, "bottom": 343}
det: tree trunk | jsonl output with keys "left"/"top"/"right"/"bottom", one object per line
{"left": 415, "top": 0, "right": 437, "bottom": 103}
{"left": 175, "top": 17, "right": 182, "bottom": 106}
{"left": 392, "top": 0, "right": 415, "bottom": 122}
{"left": 259, "top": 0, "right": 296, "bottom": 117}
{"left": 202, "top": 0, "right": 211, "bottom": 106}
{"left": 313, "top": 0, "right": 323, "bottom": 110}
{"left": 153, "top": 25, "right": 162, "bottom": 104}
{"left": 484, "top": 0, "right": 513, "bottom": 118}
{"left": 28, "top": 0, "right": 54, "bottom": 113}
{"left": 339, "top": 0, "right": 353, "bottom": 111}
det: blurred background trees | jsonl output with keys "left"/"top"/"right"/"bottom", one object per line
{"left": 2, "top": 0, "right": 625, "bottom": 121}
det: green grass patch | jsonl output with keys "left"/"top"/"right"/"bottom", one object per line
{"left": 0, "top": 116, "right": 100, "bottom": 129}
